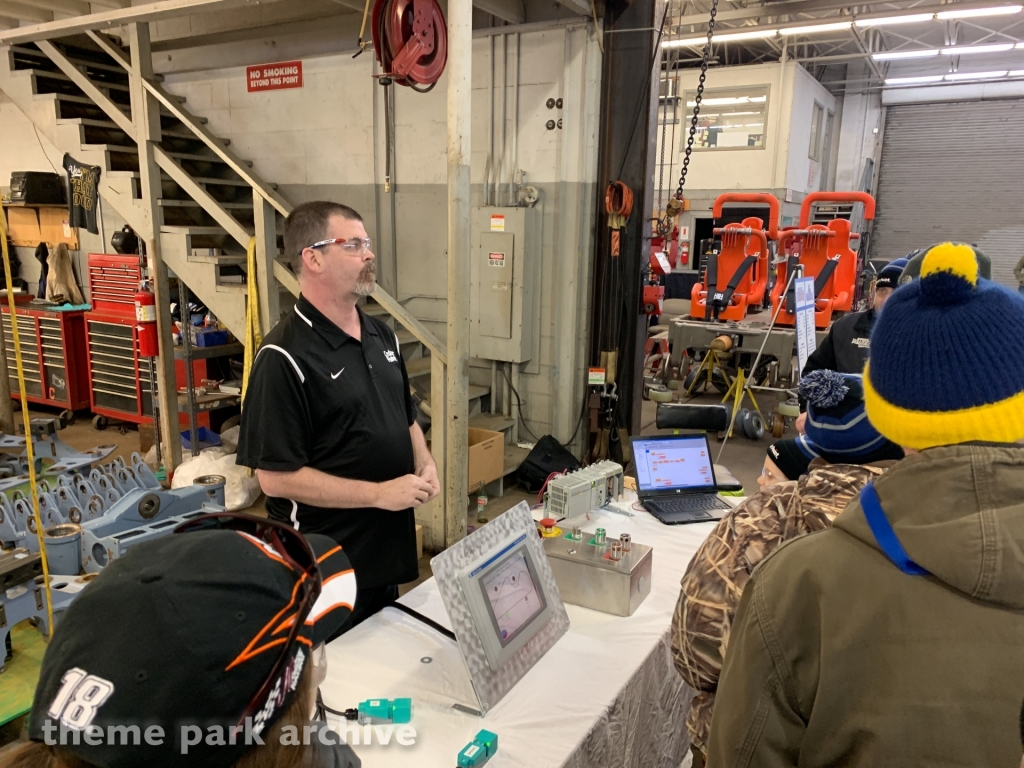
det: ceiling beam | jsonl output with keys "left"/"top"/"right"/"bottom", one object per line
{"left": 0, "top": 0, "right": 289, "bottom": 44}
{"left": 673, "top": 0, "right": 1024, "bottom": 38}
{"left": 89, "top": 0, "right": 131, "bottom": 6}
{"left": 147, "top": 0, "right": 525, "bottom": 46}
{"left": 0, "top": 1, "right": 53, "bottom": 22}
{"left": 677, "top": 0, "right": 856, "bottom": 27}
{"left": 851, "top": 25, "right": 884, "bottom": 79}
{"left": 150, "top": 10, "right": 356, "bottom": 51}
{"left": 554, "top": 0, "right": 590, "bottom": 14}
{"left": 676, "top": 0, "right": 1024, "bottom": 28}
{"left": 15, "top": 0, "right": 90, "bottom": 14}
{"left": 322, "top": 0, "right": 363, "bottom": 10}
{"left": 475, "top": 0, "right": 525, "bottom": 24}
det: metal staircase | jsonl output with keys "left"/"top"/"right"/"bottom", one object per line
{"left": 0, "top": 35, "right": 274, "bottom": 335}
{"left": 0, "top": 30, "right": 513, "bottom": 547}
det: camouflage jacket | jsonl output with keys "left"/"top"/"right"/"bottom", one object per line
{"left": 670, "top": 461, "right": 893, "bottom": 753}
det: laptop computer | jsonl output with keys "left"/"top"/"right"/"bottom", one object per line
{"left": 630, "top": 434, "right": 732, "bottom": 524}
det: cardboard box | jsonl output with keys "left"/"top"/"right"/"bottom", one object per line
{"left": 139, "top": 422, "right": 156, "bottom": 454}
{"left": 38, "top": 206, "right": 78, "bottom": 249}
{"left": 468, "top": 428, "right": 504, "bottom": 493}
{"left": 5, "top": 207, "right": 41, "bottom": 246}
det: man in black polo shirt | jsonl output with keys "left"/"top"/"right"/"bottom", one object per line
{"left": 801, "top": 258, "right": 906, "bottom": 378}
{"left": 237, "top": 200, "right": 438, "bottom": 631}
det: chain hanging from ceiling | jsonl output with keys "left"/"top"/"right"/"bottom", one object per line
{"left": 656, "top": 0, "right": 719, "bottom": 236}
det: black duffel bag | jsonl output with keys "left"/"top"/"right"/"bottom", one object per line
{"left": 516, "top": 435, "right": 580, "bottom": 493}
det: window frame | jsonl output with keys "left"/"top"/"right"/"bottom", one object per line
{"left": 809, "top": 101, "right": 825, "bottom": 161}
{"left": 681, "top": 84, "right": 771, "bottom": 152}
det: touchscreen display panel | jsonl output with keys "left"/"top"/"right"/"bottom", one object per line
{"left": 480, "top": 548, "right": 544, "bottom": 646}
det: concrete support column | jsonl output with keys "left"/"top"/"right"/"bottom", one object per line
{"left": 589, "top": 0, "right": 665, "bottom": 443}
{"left": 445, "top": 0, "right": 472, "bottom": 547}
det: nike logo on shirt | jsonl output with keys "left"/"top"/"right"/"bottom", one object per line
{"left": 331, "top": 368, "right": 345, "bottom": 379}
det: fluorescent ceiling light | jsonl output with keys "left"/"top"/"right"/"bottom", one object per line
{"left": 944, "top": 69, "right": 1009, "bottom": 79}
{"left": 663, "top": 37, "right": 709, "bottom": 48}
{"left": 942, "top": 43, "right": 1014, "bottom": 54}
{"left": 885, "top": 75, "right": 945, "bottom": 84}
{"left": 856, "top": 13, "right": 934, "bottom": 27}
{"left": 780, "top": 21, "right": 852, "bottom": 35}
{"left": 663, "top": 28, "right": 778, "bottom": 47}
{"left": 873, "top": 49, "right": 940, "bottom": 60}
{"left": 936, "top": 4, "right": 1022, "bottom": 18}
{"left": 1009, "top": 68, "right": 1024, "bottom": 74}
{"left": 686, "top": 96, "right": 764, "bottom": 106}
{"left": 1015, "top": 42, "right": 1024, "bottom": 47}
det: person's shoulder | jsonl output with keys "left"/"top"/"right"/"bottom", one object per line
{"left": 252, "top": 311, "right": 314, "bottom": 378}
{"left": 836, "top": 310, "right": 868, "bottom": 329}
{"left": 262, "top": 309, "right": 306, "bottom": 348}
{"left": 726, "top": 481, "right": 800, "bottom": 528}
{"left": 753, "top": 525, "right": 858, "bottom": 590}
{"left": 309, "top": 734, "right": 361, "bottom": 768}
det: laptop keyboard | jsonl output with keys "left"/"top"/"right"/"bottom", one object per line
{"left": 649, "top": 495, "right": 730, "bottom": 514}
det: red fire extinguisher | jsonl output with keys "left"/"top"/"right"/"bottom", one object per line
{"left": 135, "top": 281, "right": 159, "bottom": 358}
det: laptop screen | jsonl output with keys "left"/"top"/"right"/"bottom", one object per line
{"left": 632, "top": 435, "right": 717, "bottom": 493}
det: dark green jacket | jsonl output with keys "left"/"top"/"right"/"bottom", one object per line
{"left": 707, "top": 445, "right": 1024, "bottom": 767}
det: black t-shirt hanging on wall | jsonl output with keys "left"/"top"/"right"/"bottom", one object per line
{"left": 62, "top": 154, "right": 100, "bottom": 235}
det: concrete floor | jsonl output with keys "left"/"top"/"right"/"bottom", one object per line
{"left": 17, "top": 407, "right": 145, "bottom": 465}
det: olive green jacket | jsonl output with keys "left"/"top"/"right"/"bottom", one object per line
{"left": 707, "top": 445, "right": 1024, "bottom": 768}
{"left": 671, "top": 462, "right": 889, "bottom": 753}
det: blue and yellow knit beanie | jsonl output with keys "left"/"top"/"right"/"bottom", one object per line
{"left": 797, "top": 370, "right": 903, "bottom": 464}
{"left": 864, "top": 242, "right": 1024, "bottom": 449}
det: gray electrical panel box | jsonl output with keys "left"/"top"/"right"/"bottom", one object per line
{"left": 470, "top": 207, "right": 539, "bottom": 363}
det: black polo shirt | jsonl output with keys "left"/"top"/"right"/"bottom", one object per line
{"left": 236, "top": 295, "right": 419, "bottom": 589}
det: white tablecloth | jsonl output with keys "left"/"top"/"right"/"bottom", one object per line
{"left": 322, "top": 495, "right": 727, "bottom": 768}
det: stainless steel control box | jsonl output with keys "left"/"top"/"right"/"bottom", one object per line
{"left": 542, "top": 531, "right": 652, "bottom": 617}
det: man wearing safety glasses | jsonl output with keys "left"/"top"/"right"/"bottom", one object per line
{"left": 238, "top": 201, "right": 439, "bottom": 634}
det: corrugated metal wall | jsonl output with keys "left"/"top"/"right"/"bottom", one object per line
{"left": 871, "top": 99, "right": 1024, "bottom": 288}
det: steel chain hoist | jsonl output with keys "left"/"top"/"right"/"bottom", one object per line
{"left": 657, "top": 0, "right": 719, "bottom": 236}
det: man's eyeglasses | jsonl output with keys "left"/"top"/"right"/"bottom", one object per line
{"left": 173, "top": 512, "right": 321, "bottom": 726}
{"left": 303, "top": 237, "right": 372, "bottom": 256}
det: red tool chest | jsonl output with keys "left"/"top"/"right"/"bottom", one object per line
{"left": 0, "top": 305, "right": 91, "bottom": 416}
{"left": 85, "top": 254, "right": 208, "bottom": 427}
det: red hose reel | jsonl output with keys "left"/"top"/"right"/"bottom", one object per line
{"left": 372, "top": 0, "right": 448, "bottom": 90}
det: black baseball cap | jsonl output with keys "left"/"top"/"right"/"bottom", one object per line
{"left": 767, "top": 438, "right": 813, "bottom": 480}
{"left": 873, "top": 258, "right": 909, "bottom": 291}
{"left": 28, "top": 527, "right": 356, "bottom": 768}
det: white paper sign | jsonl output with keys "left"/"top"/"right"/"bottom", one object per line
{"left": 794, "top": 277, "right": 817, "bottom": 376}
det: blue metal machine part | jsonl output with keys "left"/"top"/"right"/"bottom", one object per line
{"left": 0, "top": 418, "right": 117, "bottom": 483}
{"left": 0, "top": 471, "right": 227, "bottom": 670}
{"left": 0, "top": 548, "right": 85, "bottom": 672}
{"left": 0, "top": 453, "right": 188, "bottom": 556}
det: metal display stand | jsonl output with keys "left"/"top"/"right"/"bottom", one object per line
{"left": 430, "top": 501, "right": 570, "bottom": 716}
{"left": 716, "top": 265, "right": 803, "bottom": 463}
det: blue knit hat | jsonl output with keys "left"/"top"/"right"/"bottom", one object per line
{"left": 798, "top": 370, "right": 903, "bottom": 463}
{"left": 865, "top": 242, "right": 1024, "bottom": 449}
